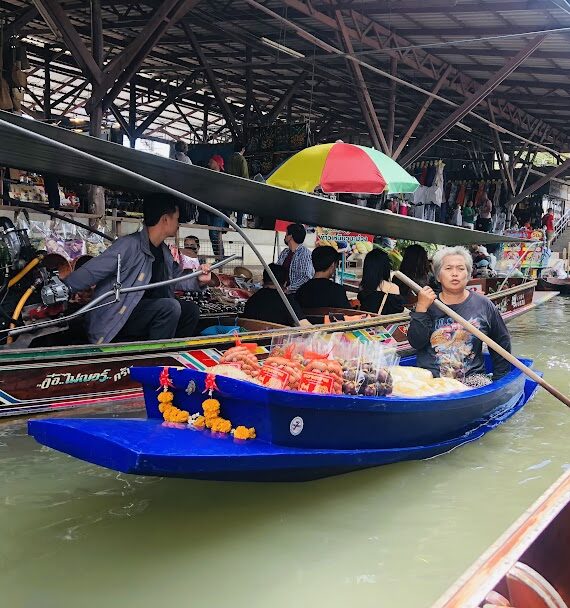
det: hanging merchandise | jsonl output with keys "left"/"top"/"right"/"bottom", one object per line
{"left": 15, "top": 42, "right": 29, "bottom": 71}
{"left": 426, "top": 160, "right": 445, "bottom": 207}
{"left": 455, "top": 182, "right": 467, "bottom": 206}
{"left": 0, "top": 23, "right": 13, "bottom": 111}
{"left": 493, "top": 181, "right": 502, "bottom": 208}
{"left": 447, "top": 181, "right": 459, "bottom": 206}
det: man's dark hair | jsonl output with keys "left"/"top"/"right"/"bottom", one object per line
{"left": 263, "top": 263, "right": 287, "bottom": 286}
{"left": 312, "top": 246, "right": 340, "bottom": 272}
{"left": 143, "top": 193, "right": 179, "bottom": 227}
{"left": 174, "top": 140, "right": 187, "bottom": 153}
{"left": 286, "top": 223, "right": 306, "bottom": 244}
{"left": 233, "top": 139, "right": 246, "bottom": 152}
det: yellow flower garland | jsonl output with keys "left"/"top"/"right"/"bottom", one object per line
{"left": 158, "top": 390, "right": 189, "bottom": 424}
{"left": 158, "top": 381, "right": 256, "bottom": 439}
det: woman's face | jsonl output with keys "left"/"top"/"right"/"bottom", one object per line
{"left": 438, "top": 254, "right": 469, "bottom": 293}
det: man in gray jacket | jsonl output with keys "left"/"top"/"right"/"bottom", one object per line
{"left": 65, "top": 194, "right": 211, "bottom": 344}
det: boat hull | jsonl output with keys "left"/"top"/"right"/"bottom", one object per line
{"left": 27, "top": 359, "right": 541, "bottom": 482}
{"left": 133, "top": 357, "right": 531, "bottom": 451}
{"left": 538, "top": 277, "right": 570, "bottom": 295}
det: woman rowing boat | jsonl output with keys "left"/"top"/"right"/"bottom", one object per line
{"left": 408, "top": 246, "right": 512, "bottom": 386}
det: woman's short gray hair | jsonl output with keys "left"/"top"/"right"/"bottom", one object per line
{"left": 432, "top": 246, "right": 473, "bottom": 280}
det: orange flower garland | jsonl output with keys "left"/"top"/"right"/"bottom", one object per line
{"left": 156, "top": 368, "right": 256, "bottom": 439}
{"left": 158, "top": 390, "right": 189, "bottom": 423}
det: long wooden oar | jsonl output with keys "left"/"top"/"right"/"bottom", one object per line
{"left": 393, "top": 270, "right": 570, "bottom": 408}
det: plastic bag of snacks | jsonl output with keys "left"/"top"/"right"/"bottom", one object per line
{"left": 388, "top": 366, "right": 468, "bottom": 397}
{"left": 218, "top": 336, "right": 260, "bottom": 378}
{"left": 86, "top": 222, "right": 108, "bottom": 257}
{"left": 258, "top": 343, "right": 304, "bottom": 390}
{"left": 341, "top": 341, "right": 399, "bottom": 396}
{"left": 295, "top": 333, "right": 343, "bottom": 394}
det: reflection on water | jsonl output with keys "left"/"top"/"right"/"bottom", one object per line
{"left": 0, "top": 298, "right": 569, "bottom": 608}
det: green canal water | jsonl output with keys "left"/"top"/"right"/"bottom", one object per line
{"left": 1, "top": 297, "right": 569, "bottom": 608}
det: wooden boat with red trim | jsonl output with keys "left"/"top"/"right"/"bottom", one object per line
{"left": 0, "top": 280, "right": 551, "bottom": 419}
{"left": 434, "top": 468, "right": 570, "bottom": 608}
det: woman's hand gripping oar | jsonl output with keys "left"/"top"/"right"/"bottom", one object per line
{"left": 393, "top": 270, "right": 570, "bottom": 408}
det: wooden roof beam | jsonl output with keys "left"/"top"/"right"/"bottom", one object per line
{"left": 94, "top": 0, "right": 201, "bottom": 110}
{"left": 32, "top": 0, "right": 103, "bottom": 84}
{"left": 277, "top": 0, "right": 568, "bottom": 148}
{"left": 400, "top": 34, "right": 548, "bottom": 166}
{"left": 183, "top": 22, "right": 242, "bottom": 139}
{"left": 335, "top": 9, "right": 389, "bottom": 153}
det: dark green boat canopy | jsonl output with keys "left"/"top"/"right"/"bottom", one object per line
{"left": 0, "top": 111, "right": 525, "bottom": 245}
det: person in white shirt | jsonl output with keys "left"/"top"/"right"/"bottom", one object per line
{"left": 174, "top": 141, "right": 192, "bottom": 164}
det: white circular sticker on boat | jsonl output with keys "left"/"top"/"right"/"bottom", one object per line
{"left": 289, "top": 416, "right": 304, "bottom": 436}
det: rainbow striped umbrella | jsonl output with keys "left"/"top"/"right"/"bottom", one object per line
{"left": 266, "top": 142, "right": 419, "bottom": 195}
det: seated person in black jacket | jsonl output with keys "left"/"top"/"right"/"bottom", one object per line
{"left": 243, "top": 264, "right": 310, "bottom": 327}
{"left": 295, "top": 246, "right": 351, "bottom": 310}
{"left": 358, "top": 249, "right": 405, "bottom": 315}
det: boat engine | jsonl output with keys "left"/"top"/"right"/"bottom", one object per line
{"left": 0, "top": 217, "right": 72, "bottom": 344}
{"left": 0, "top": 217, "right": 34, "bottom": 271}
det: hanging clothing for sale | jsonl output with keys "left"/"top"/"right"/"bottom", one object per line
{"left": 426, "top": 162, "right": 444, "bottom": 206}
{"left": 451, "top": 205, "right": 463, "bottom": 226}
{"left": 424, "top": 164, "right": 437, "bottom": 187}
{"left": 447, "top": 182, "right": 459, "bottom": 205}
{"left": 474, "top": 181, "right": 486, "bottom": 205}
{"left": 413, "top": 185, "right": 428, "bottom": 206}
{"left": 455, "top": 182, "right": 467, "bottom": 206}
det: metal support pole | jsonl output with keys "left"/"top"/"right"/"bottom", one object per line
{"left": 244, "top": 45, "right": 252, "bottom": 135}
{"left": 129, "top": 81, "right": 137, "bottom": 148}
{"left": 387, "top": 57, "right": 397, "bottom": 156}
{"left": 88, "top": 0, "right": 104, "bottom": 224}
{"left": 43, "top": 57, "right": 51, "bottom": 120}
{"left": 392, "top": 66, "right": 451, "bottom": 161}
{"left": 202, "top": 103, "right": 209, "bottom": 143}
{"left": 335, "top": 9, "right": 389, "bottom": 154}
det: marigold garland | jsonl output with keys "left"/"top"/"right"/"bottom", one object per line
{"left": 233, "top": 426, "right": 256, "bottom": 440}
{"left": 157, "top": 368, "right": 255, "bottom": 439}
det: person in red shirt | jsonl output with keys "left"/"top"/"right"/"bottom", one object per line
{"left": 541, "top": 207, "right": 555, "bottom": 247}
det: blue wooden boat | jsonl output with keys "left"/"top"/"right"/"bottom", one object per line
{"left": 28, "top": 355, "right": 541, "bottom": 482}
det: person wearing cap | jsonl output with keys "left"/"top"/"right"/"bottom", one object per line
{"left": 64, "top": 194, "right": 211, "bottom": 344}
{"left": 295, "top": 246, "right": 350, "bottom": 310}
{"left": 276, "top": 223, "right": 314, "bottom": 293}
{"left": 243, "top": 263, "right": 309, "bottom": 327}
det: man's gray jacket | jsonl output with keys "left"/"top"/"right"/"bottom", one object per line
{"left": 64, "top": 227, "right": 201, "bottom": 344}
